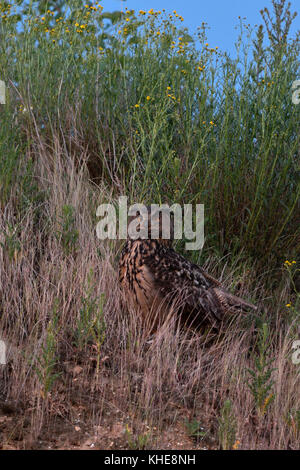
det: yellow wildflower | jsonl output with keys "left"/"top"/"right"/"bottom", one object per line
{"left": 232, "top": 440, "right": 240, "bottom": 450}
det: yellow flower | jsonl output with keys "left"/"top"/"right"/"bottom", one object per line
{"left": 75, "top": 22, "right": 79, "bottom": 27}
{"left": 134, "top": 104, "right": 140, "bottom": 108}
{"left": 125, "top": 18, "right": 130, "bottom": 22}
{"left": 261, "top": 394, "right": 274, "bottom": 415}
{"left": 232, "top": 440, "right": 240, "bottom": 450}
{"left": 146, "top": 96, "right": 151, "bottom": 101}
{"left": 167, "top": 86, "right": 171, "bottom": 90}
{"left": 286, "top": 303, "right": 291, "bottom": 308}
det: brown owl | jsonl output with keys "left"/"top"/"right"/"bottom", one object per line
{"left": 119, "top": 205, "right": 257, "bottom": 331}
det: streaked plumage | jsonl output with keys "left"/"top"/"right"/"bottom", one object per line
{"left": 119, "top": 207, "right": 257, "bottom": 330}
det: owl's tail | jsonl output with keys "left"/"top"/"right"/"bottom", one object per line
{"left": 214, "top": 287, "right": 257, "bottom": 312}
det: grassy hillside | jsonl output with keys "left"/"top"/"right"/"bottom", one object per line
{"left": 0, "top": 0, "right": 299, "bottom": 449}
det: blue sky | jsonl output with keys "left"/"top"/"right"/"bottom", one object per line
{"left": 100, "top": 0, "right": 300, "bottom": 54}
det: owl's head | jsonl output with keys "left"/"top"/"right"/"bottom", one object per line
{"left": 127, "top": 204, "right": 175, "bottom": 246}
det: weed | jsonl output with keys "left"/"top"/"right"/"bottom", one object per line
{"left": 247, "top": 323, "right": 276, "bottom": 416}
{"left": 218, "top": 400, "right": 237, "bottom": 450}
{"left": 55, "top": 205, "right": 79, "bottom": 255}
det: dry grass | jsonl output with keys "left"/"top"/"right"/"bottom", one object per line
{"left": 0, "top": 135, "right": 299, "bottom": 450}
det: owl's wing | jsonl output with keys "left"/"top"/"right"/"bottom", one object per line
{"left": 143, "top": 247, "right": 257, "bottom": 326}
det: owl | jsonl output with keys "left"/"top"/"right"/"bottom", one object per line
{"left": 119, "top": 205, "right": 257, "bottom": 330}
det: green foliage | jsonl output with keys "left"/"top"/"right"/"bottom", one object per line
{"left": 55, "top": 205, "right": 79, "bottom": 255}
{"left": 218, "top": 399, "right": 237, "bottom": 450}
{"left": 74, "top": 269, "right": 106, "bottom": 359}
{"left": 247, "top": 322, "right": 276, "bottom": 416}
{"left": 0, "top": 0, "right": 299, "bottom": 271}
{"left": 184, "top": 418, "right": 208, "bottom": 442}
{"left": 34, "top": 299, "right": 61, "bottom": 398}
{"left": 0, "top": 224, "right": 21, "bottom": 261}
{"left": 125, "top": 424, "right": 151, "bottom": 450}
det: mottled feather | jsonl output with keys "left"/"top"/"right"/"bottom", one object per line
{"left": 119, "top": 207, "right": 257, "bottom": 329}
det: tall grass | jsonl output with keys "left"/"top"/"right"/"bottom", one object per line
{"left": 1, "top": 0, "right": 299, "bottom": 265}
{"left": 0, "top": 0, "right": 299, "bottom": 449}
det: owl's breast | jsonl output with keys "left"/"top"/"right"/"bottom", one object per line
{"left": 119, "top": 242, "right": 161, "bottom": 315}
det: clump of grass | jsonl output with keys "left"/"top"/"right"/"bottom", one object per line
{"left": 33, "top": 299, "right": 61, "bottom": 399}
{"left": 0, "top": 224, "right": 21, "bottom": 262}
{"left": 74, "top": 269, "right": 106, "bottom": 370}
{"left": 55, "top": 204, "right": 79, "bottom": 255}
{"left": 247, "top": 323, "right": 276, "bottom": 417}
{"left": 184, "top": 418, "right": 208, "bottom": 442}
{"left": 125, "top": 424, "right": 151, "bottom": 450}
{"left": 217, "top": 399, "right": 237, "bottom": 450}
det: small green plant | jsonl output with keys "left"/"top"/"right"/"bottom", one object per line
{"left": 74, "top": 270, "right": 106, "bottom": 365}
{"left": 247, "top": 322, "right": 276, "bottom": 416}
{"left": 34, "top": 299, "right": 61, "bottom": 398}
{"left": 125, "top": 424, "right": 151, "bottom": 450}
{"left": 218, "top": 400, "right": 237, "bottom": 450}
{"left": 0, "top": 224, "right": 21, "bottom": 261}
{"left": 55, "top": 205, "right": 79, "bottom": 255}
{"left": 184, "top": 418, "right": 207, "bottom": 442}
